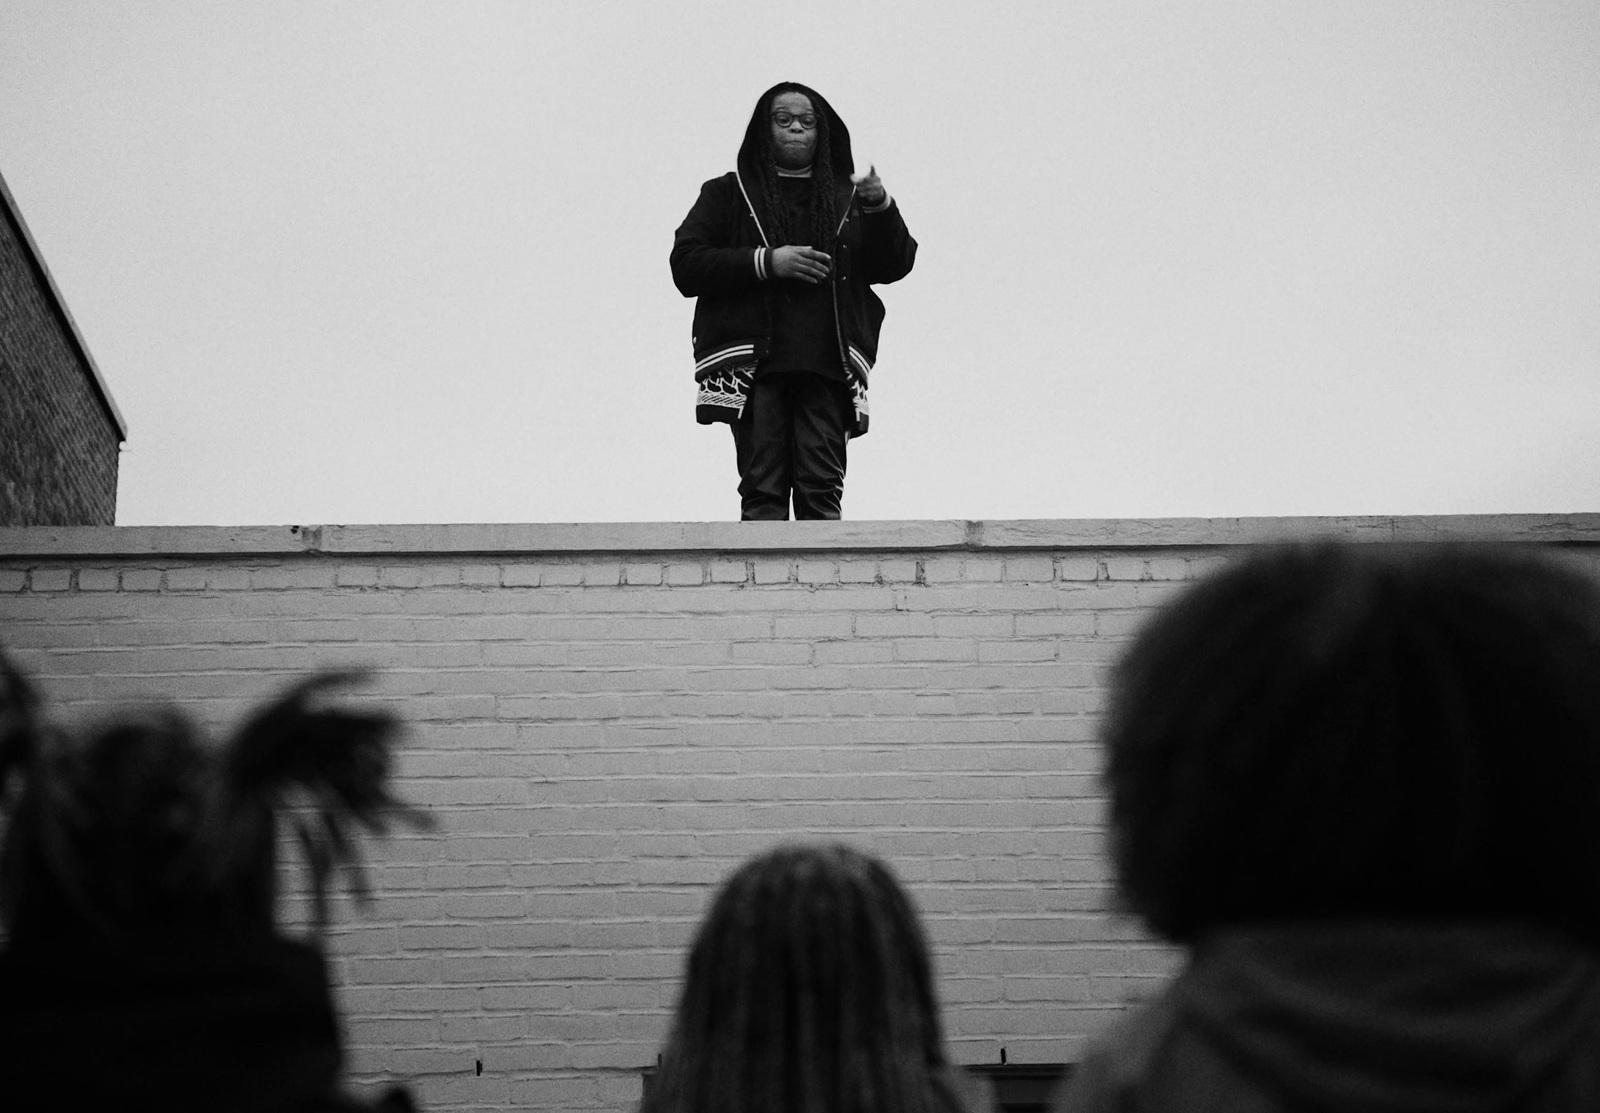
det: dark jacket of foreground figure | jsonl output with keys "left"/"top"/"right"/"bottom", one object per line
{"left": 1054, "top": 921, "right": 1600, "bottom": 1113}
{"left": 670, "top": 86, "right": 917, "bottom": 438}
{"left": 0, "top": 937, "right": 414, "bottom": 1112}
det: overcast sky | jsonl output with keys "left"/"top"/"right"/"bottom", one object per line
{"left": 3, "top": 1, "right": 1596, "bottom": 526}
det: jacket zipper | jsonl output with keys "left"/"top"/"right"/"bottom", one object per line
{"left": 830, "top": 184, "right": 858, "bottom": 382}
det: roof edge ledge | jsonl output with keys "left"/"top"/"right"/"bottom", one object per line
{"left": 3, "top": 515, "right": 1599, "bottom": 560}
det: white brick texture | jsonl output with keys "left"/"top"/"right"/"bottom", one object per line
{"left": 4, "top": 520, "right": 1577, "bottom": 1112}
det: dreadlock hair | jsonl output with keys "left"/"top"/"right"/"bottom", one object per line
{"left": 642, "top": 843, "right": 967, "bottom": 1113}
{"left": 0, "top": 648, "right": 429, "bottom": 951}
{"left": 1103, "top": 541, "right": 1600, "bottom": 945}
{"left": 758, "top": 83, "right": 840, "bottom": 255}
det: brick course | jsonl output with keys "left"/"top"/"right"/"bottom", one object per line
{"left": 2, "top": 516, "right": 1597, "bottom": 1112}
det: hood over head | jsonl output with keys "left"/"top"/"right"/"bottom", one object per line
{"left": 1177, "top": 922, "right": 1600, "bottom": 1113}
{"left": 737, "top": 81, "right": 855, "bottom": 185}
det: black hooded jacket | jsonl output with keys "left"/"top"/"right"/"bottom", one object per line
{"left": 670, "top": 82, "right": 917, "bottom": 437}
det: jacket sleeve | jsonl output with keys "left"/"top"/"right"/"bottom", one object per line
{"left": 859, "top": 199, "right": 917, "bottom": 285}
{"left": 671, "top": 177, "right": 769, "bottom": 298}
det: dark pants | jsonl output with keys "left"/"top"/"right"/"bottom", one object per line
{"left": 729, "top": 373, "right": 851, "bottom": 521}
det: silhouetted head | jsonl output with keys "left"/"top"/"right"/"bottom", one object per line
{"left": 0, "top": 649, "right": 427, "bottom": 1110}
{"left": 1103, "top": 541, "right": 1600, "bottom": 944}
{"left": 0, "top": 653, "right": 426, "bottom": 950}
{"left": 644, "top": 843, "right": 963, "bottom": 1113}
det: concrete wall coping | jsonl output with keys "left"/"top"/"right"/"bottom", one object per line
{"left": 3, "top": 514, "right": 1599, "bottom": 559}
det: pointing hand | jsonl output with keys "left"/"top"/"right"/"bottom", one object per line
{"left": 851, "top": 165, "right": 886, "bottom": 207}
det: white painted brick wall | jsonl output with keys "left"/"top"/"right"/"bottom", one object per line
{"left": 3, "top": 516, "right": 1593, "bottom": 1113}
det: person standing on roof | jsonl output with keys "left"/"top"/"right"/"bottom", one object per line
{"left": 671, "top": 82, "right": 917, "bottom": 521}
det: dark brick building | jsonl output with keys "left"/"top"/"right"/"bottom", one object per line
{"left": 1, "top": 168, "right": 125, "bottom": 526}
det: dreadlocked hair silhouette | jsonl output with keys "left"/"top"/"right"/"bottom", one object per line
{"left": 0, "top": 647, "right": 430, "bottom": 950}
{"left": 642, "top": 843, "right": 968, "bottom": 1113}
{"left": 759, "top": 88, "right": 840, "bottom": 255}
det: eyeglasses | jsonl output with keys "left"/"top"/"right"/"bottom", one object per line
{"left": 771, "top": 111, "right": 818, "bottom": 130}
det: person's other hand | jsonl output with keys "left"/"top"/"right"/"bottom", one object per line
{"left": 851, "top": 165, "right": 886, "bottom": 207}
{"left": 771, "top": 245, "right": 832, "bottom": 284}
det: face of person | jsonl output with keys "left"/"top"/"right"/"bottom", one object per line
{"left": 769, "top": 91, "right": 818, "bottom": 170}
